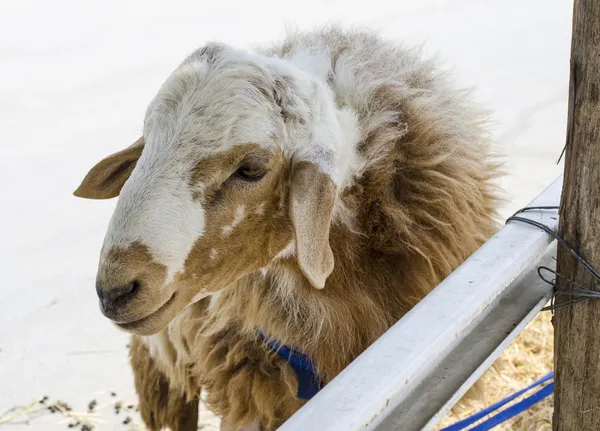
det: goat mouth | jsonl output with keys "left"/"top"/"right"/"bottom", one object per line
{"left": 115, "top": 293, "right": 177, "bottom": 332}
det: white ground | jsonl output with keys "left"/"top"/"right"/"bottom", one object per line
{"left": 0, "top": 1, "right": 571, "bottom": 429}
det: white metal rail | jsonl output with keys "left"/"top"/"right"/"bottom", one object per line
{"left": 279, "top": 176, "right": 562, "bottom": 431}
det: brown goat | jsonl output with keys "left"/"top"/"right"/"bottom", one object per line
{"left": 75, "top": 27, "right": 503, "bottom": 430}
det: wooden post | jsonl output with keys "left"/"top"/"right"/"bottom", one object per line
{"left": 553, "top": 1, "right": 600, "bottom": 430}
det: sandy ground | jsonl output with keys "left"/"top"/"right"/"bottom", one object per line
{"left": 0, "top": 0, "right": 570, "bottom": 429}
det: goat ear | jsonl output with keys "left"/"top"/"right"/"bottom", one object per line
{"left": 73, "top": 137, "right": 144, "bottom": 200}
{"left": 290, "top": 161, "right": 336, "bottom": 289}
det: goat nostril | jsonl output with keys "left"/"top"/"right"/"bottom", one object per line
{"left": 129, "top": 280, "right": 140, "bottom": 295}
{"left": 117, "top": 280, "right": 139, "bottom": 303}
{"left": 100, "top": 280, "right": 141, "bottom": 313}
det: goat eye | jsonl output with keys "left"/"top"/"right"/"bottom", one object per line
{"left": 235, "top": 164, "right": 266, "bottom": 181}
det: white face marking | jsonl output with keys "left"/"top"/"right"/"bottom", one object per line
{"left": 221, "top": 205, "right": 246, "bottom": 237}
{"left": 101, "top": 151, "right": 207, "bottom": 285}
{"left": 210, "top": 248, "right": 218, "bottom": 260}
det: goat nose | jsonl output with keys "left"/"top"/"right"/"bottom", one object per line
{"left": 96, "top": 280, "right": 139, "bottom": 314}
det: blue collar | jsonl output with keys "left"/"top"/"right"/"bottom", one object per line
{"left": 257, "top": 330, "right": 322, "bottom": 400}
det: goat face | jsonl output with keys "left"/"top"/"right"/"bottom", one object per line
{"left": 74, "top": 44, "right": 353, "bottom": 335}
